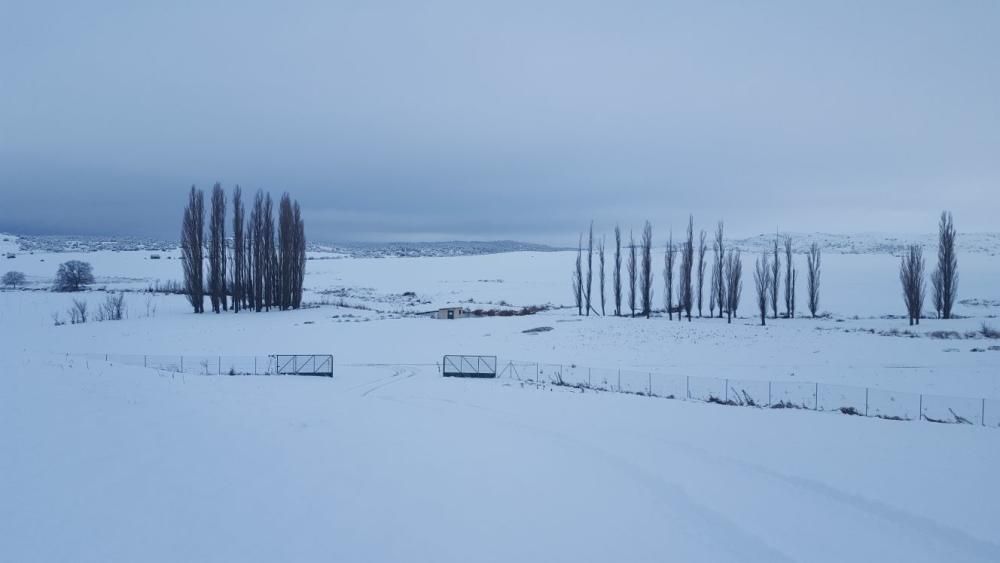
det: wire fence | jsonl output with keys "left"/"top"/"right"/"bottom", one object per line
{"left": 71, "top": 353, "right": 302, "bottom": 376}
{"left": 63, "top": 353, "right": 1000, "bottom": 428}
{"left": 497, "top": 360, "right": 1000, "bottom": 428}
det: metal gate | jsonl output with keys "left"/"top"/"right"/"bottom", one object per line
{"left": 442, "top": 355, "right": 497, "bottom": 378}
{"left": 272, "top": 355, "right": 334, "bottom": 377}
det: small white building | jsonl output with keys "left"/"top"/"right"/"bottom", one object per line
{"left": 436, "top": 307, "right": 467, "bottom": 320}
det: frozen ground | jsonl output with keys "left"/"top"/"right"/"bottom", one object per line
{"left": 1, "top": 233, "right": 999, "bottom": 561}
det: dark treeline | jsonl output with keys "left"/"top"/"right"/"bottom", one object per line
{"left": 181, "top": 184, "right": 306, "bottom": 314}
{"left": 571, "top": 217, "right": 819, "bottom": 326}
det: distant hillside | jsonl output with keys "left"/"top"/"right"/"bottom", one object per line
{"left": 731, "top": 232, "right": 1000, "bottom": 256}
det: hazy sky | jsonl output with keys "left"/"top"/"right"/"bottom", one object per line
{"left": 2, "top": 1, "right": 998, "bottom": 243}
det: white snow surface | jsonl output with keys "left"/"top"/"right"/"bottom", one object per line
{"left": 2, "top": 237, "right": 1000, "bottom": 562}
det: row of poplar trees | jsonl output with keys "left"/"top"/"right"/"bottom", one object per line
{"left": 573, "top": 218, "right": 823, "bottom": 324}
{"left": 899, "top": 211, "right": 959, "bottom": 325}
{"left": 181, "top": 183, "right": 306, "bottom": 314}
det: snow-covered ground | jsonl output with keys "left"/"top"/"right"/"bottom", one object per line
{"left": 2, "top": 233, "right": 999, "bottom": 561}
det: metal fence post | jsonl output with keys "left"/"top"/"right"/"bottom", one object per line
{"left": 218, "top": 356, "right": 222, "bottom": 375}
{"left": 180, "top": 356, "right": 184, "bottom": 372}
{"left": 686, "top": 376, "right": 690, "bottom": 400}
{"left": 865, "top": 388, "right": 869, "bottom": 417}
{"left": 919, "top": 394, "right": 923, "bottom": 421}
{"left": 144, "top": 355, "right": 147, "bottom": 368}
{"left": 254, "top": 356, "right": 258, "bottom": 375}
{"left": 648, "top": 373, "right": 652, "bottom": 396}
{"left": 814, "top": 383, "right": 819, "bottom": 410}
{"left": 767, "top": 381, "right": 772, "bottom": 407}
{"left": 617, "top": 369, "right": 621, "bottom": 392}
{"left": 725, "top": 379, "right": 729, "bottom": 403}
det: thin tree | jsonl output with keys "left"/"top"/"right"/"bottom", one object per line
{"left": 181, "top": 186, "right": 205, "bottom": 313}
{"left": 664, "top": 230, "right": 675, "bottom": 320}
{"left": 806, "top": 242, "right": 821, "bottom": 318}
{"left": 613, "top": 225, "right": 622, "bottom": 316}
{"left": 572, "top": 234, "right": 583, "bottom": 315}
{"left": 680, "top": 215, "right": 694, "bottom": 321}
{"left": 754, "top": 251, "right": 772, "bottom": 326}
{"left": 724, "top": 249, "right": 742, "bottom": 324}
{"left": 932, "top": 211, "right": 958, "bottom": 319}
{"left": 696, "top": 229, "right": 707, "bottom": 317}
{"left": 208, "top": 183, "right": 227, "bottom": 313}
{"left": 770, "top": 234, "right": 780, "bottom": 319}
{"left": 250, "top": 190, "right": 265, "bottom": 312}
{"left": 627, "top": 231, "right": 637, "bottom": 317}
{"left": 291, "top": 200, "right": 307, "bottom": 309}
{"left": 263, "top": 193, "right": 277, "bottom": 311}
{"left": 640, "top": 221, "right": 653, "bottom": 318}
{"left": 709, "top": 261, "right": 718, "bottom": 317}
{"left": 231, "top": 186, "right": 245, "bottom": 313}
{"left": 598, "top": 235, "right": 606, "bottom": 316}
{"left": 585, "top": 222, "right": 594, "bottom": 316}
{"left": 900, "top": 245, "right": 925, "bottom": 325}
{"left": 278, "top": 193, "right": 295, "bottom": 310}
{"left": 784, "top": 235, "right": 794, "bottom": 318}
{"left": 714, "top": 221, "right": 725, "bottom": 318}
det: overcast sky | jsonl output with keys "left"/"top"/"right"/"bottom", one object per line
{"left": 1, "top": 1, "right": 997, "bottom": 243}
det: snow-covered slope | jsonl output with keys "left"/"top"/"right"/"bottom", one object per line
{"left": 2, "top": 357, "right": 998, "bottom": 563}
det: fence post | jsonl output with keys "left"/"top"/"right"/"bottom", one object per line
{"left": 180, "top": 356, "right": 184, "bottom": 372}
{"left": 725, "top": 379, "right": 729, "bottom": 403}
{"left": 617, "top": 369, "right": 621, "bottom": 392}
{"left": 588, "top": 367, "right": 591, "bottom": 388}
{"left": 254, "top": 356, "right": 258, "bottom": 375}
{"left": 983, "top": 398, "right": 987, "bottom": 427}
{"left": 919, "top": 394, "right": 923, "bottom": 421}
{"left": 768, "top": 381, "right": 772, "bottom": 407}
{"left": 105, "top": 353, "right": 108, "bottom": 361}
{"left": 865, "top": 388, "right": 869, "bottom": 417}
{"left": 648, "top": 373, "right": 652, "bottom": 396}
{"left": 144, "top": 355, "right": 147, "bottom": 368}
{"left": 686, "top": 376, "right": 690, "bottom": 400}
{"left": 536, "top": 362, "right": 539, "bottom": 383}
{"left": 814, "top": 383, "right": 819, "bottom": 410}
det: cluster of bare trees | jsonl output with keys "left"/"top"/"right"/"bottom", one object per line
{"left": 181, "top": 184, "right": 306, "bottom": 314}
{"left": 571, "top": 218, "right": 794, "bottom": 325}
{"left": 572, "top": 219, "right": 831, "bottom": 326}
{"left": 901, "top": 211, "right": 959, "bottom": 325}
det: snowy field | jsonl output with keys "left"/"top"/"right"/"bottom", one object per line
{"left": 2, "top": 233, "right": 1000, "bottom": 562}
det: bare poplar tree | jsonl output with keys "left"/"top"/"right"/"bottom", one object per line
{"left": 714, "top": 221, "right": 725, "bottom": 318}
{"left": 770, "top": 234, "right": 780, "bottom": 319}
{"left": 598, "top": 235, "right": 606, "bottom": 316}
{"left": 932, "top": 211, "right": 958, "bottom": 319}
{"left": 754, "top": 251, "right": 772, "bottom": 326}
{"left": 709, "top": 261, "right": 718, "bottom": 317}
{"left": 263, "top": 193, "right": 277, "bottom": 311}
{"left": 900, "top": 244, "right": 926, "bottom": 326}
{"left": 232, "top": 186, "right": 245, "bottom": 313}
{"left": 784, "top": 235, "right": 794, "bottom": 318}
{"left": 291, "top": 200, "right": 307, "bottom": 309}
{"left": 572, "top": 234, "right": 583, "bottom": 315}
{"left": 613, "top": 225, "right": 622, "bottom": 316}
{"left": 640, "top": 221, "right": 653, "bottom": 318}
{"left": 627, "top": 231, "right": 637, "bottom": 317}
{"left": 181, "top": 185, "right": 205, "bottom": 313}
{"left": 208, "top": 183, "right": 227, "bottom": 313}
{"left": 724, "top": 249, "right": 742, "bottom": 324}
{"left": 696, "top": 229, "right": 707, "bottom": 317}
{"left": 806, "top": 242, "right": 821, "bottom": 318}
{"left": 251, "top": 190, "right": 265, "bottom": 312}
{"left": 680, "top": 215, "right": 694, "bottom": 321}
{"left": 585, "top": 222, "right": 594, "bottom": 316}
{"left": 664, "top": 231, "right": 675, "bottom": 320}
{"left": 278, "top": 193, "right": 295, "bottom": 310}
